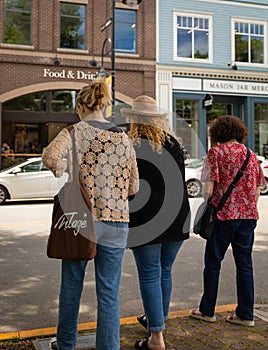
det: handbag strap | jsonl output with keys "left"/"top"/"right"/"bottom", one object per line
{"left": 216, "top": 147, "right": 251, "bottom": 211}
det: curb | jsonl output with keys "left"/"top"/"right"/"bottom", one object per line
{"left": 0, "top": 304, "right": 237, "bottom": 341}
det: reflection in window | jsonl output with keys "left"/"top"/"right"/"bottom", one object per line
{"left": 206, "top": 103, "right": 233, "bottom": 123}
{"left": 234, "top": 20, "right": 264, "bottom": 64}
{"left": 115, "top": 9, "right": 136, "bottom": 54}
{"left": 175, "top": 99, "right": 199, "bottom": 158}
{"left": 4, "top": 0, "right": 32, "bottom": 45}
{"left": 3, "top": 92, "right": 46, "bottom": 111}
{"left": 60, "top": 2, "right": 85, "bottom": 49}
{"left": 254, "top": 103, "right": 268, "bottom": 156}
{"left": 51, "top": 91, "right": 76, "bottom": 112}
{"left": 3, "top": 90, "right": 77, "bottom": 112}
{"left": 176, "top": 14, "right": 210, "bottom": 60}
{"left": 21, "top": 161, "right": 42, "bottom": 172}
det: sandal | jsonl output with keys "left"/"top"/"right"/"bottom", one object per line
{"left": 135, "top": 339, "right": 150, "bottom": 349}
{"left": 137, "top": 314, "right": 147, "bottom": 329}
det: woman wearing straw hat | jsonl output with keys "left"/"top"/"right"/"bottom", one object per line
{"left": 121, "top": 96, "right": 190, "bottom": 350}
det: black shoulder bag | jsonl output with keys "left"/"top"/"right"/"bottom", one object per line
{"left": 193, "top": 148, "right": 250, "bottom": 240}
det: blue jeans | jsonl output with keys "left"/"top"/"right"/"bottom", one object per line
{"left": 132, "top": 241, "right": 183, "bottom": 332}
{"left": 199, "top": 219, "right": 256, "bottom": 321}
{"left": 56, "top": 221, "right": 128, "bottom": 350}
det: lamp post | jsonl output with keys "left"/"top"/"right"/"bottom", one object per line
{"left": 101, "top": 0, "right": 143, "bottom": 120}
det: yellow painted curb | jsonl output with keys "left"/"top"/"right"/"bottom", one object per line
{"left": 0, "top": 304, "right": 237, "bottom": 341}
{"left": 0, "top": 332, "right": 20, "bottom": 341}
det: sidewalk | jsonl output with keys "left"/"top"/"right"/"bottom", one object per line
{"left": 0, "top": 304, "right": 267, "bottom": 350}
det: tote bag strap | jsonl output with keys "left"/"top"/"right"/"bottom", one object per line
{"left": 217, "top": 147, "right": 251, "bottom": 211}
{"left": 66, "top": 125, "right": 93, "bottom": 212}
{"left": 66, "top": 125, "right": 79, "bottom": 182}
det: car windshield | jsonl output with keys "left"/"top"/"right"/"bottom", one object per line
{"left": 185, "top": 159, "right": 204, "bottom": 169}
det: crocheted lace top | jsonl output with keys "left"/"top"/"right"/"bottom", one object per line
{"left": 42, "top": 120, "right": 139, "bottom": 222}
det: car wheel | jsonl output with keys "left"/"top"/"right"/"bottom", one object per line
{"left": 260, "top": 179, "right": 268, "bottom": 195}
{"left": 0, "top": 185, "right": 8, "bottom": 204}
{"left": 186, "top": 179, "right": 202, "bottom": 198}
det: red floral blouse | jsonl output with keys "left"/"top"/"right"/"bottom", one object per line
{"left": 201, "top": 143, "right": 266, "bottom": 220}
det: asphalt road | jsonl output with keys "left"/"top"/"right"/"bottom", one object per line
{"left": 0, "top": 197, "right": 267, "bottom": 333}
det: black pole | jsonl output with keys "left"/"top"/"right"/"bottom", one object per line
{"left": 111, "top": 0, "right": 116, "bottom": 122}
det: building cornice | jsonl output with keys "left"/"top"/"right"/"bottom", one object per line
{"left": 198, "top": 0, "right": 268, "bottom": 10}
{"left": 158, "top": 65, "right": 268, "bottom": 82}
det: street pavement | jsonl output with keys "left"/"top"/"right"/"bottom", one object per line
{"left": 1, "top": 197, "right": 268, "bottom": 349}
{"left": 0, "top": 304, "right": 267, "bottom": 349}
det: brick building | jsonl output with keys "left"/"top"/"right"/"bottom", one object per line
{"left": 0, "top": 0, "right": 156, "bottom": 167}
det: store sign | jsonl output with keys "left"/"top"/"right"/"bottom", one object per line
{"left": 43, "top": 68, "right": 96, "bottom": 80}
{"left": 173, "top": 76, "right": 268, "bottom": 96}
{"left": 204, "top": 79, "right": 268, "bottom": 95}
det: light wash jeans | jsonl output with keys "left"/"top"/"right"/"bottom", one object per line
{"left": 199, "top": 219, "right": 256, "bottom": 321}
{"left": 56, "top": 221, "right": 128, "bottom": 350}
{"left": 132, "top": 241, "right": 183, "bottom": 332}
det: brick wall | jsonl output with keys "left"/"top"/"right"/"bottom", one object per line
{"left": 0, "top": 0, "right": 156, "bottom": 102}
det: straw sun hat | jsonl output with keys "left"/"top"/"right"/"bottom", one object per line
{"left": 120, "top": 95, "right": 167, "bottom": 118}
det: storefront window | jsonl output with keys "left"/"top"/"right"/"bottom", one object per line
{"left": 175, "top": 99, "right": 199, "bottom": 158}
{"left": 2, "top": 90, "right": 78, "bottom": 167}
{"left": 4, "top": 0, "right": 32, "bottom": 45}
{"left": 51, "top": 90, "right": 76, "bottom": 112}
{"left": 254, "top": 103, "right": 268, "bottom": 157}
{"left": 115, "top": 9, "right": 136, "bottom": 54}
{"left": 234, "top": 20, "right": 265, "bottom": 64}
{"left": 60, "top": 2, "right": 86, "bottom": 49}
{"left": 3, "top": 92, "right": 46, "bottom": 111}
{"left": 206, "top": 103, "right": 233, "bottom": 123}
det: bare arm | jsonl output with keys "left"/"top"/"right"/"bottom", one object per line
{"left": 202, "top": 180, "right": 214, "bottom": 201}
{"left": 256, "top": 186, "right": 261, "bottom": 203}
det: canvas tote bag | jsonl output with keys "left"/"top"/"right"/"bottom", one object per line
{"left": 47, "top": 126, "right": 97, "bottom": 260}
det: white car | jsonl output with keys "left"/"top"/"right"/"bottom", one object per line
{"left": 257, "top": 156, "right": 268, "bottom": 195}
{"left": 0, "top": 157, "right": 68, "bottom": 204}
{"left": 185, "top": 156, "right": 268, "bottom": 197}
{"left": 185, "top": 159, "right": 203, "bottom": 198}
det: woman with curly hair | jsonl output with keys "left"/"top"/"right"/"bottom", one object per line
{"left": 121, "top": 96, "right": 190, "bottom": 350}
{"left": 42, "top": 81, "right": 139, "bottom": 350}
{"left": 190, "top": 115, "right": 266, "bottom": 327}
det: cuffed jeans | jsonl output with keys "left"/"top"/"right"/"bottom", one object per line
{"left": 133, "top": 241, "right": 183, "bottom": 332}
{"left": 199, "top": 219, "right": 256, "bottom": 321}
{"left": 56, "top": 221, "right": 128, "bottom": 350}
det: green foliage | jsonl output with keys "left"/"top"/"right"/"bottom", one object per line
{"left": 4, "top": 0, "right": 32, "bottom": 45}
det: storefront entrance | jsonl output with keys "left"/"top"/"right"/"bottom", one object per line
{"left": 174, "top": 93, "right": 246, "bottom": 157}
{"left": 1, "top": 90, "right": 78, "bottom": 169}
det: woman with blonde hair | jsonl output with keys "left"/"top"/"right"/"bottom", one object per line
{"left": 121, "top": 96, "right": 190, "bottom": 350}
{"left": 42, "top": 81, "right": 139, "bottom": 350}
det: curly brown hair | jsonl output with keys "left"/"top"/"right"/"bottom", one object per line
{"left": 209, "top": 115, "right": 248, "bottom": 144}
{"left": 76, "top": 80, "right": 111, "bottom": 112}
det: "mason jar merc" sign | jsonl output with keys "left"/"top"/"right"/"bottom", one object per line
{"left": 204, "top": 79, "right": 268, "bottom": 95}
{"left": 173, "top": 77, "right": 268, "bottom": 96}
{"left": 43, "top": 68, "right": 96, "bottom": 80}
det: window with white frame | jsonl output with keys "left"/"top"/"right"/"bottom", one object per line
{"left": 174, "top": 13, "right": 212, "bottom": 62}
{"left": 233, "top": 19, "right": 266, "bottom": 64}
